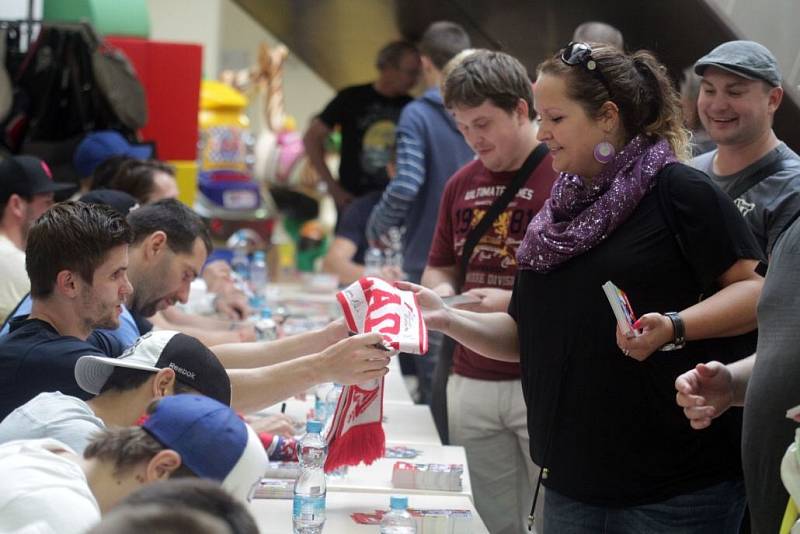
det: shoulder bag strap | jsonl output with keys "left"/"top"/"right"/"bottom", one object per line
{"left": 455, "top": 143, "right": 549, "bottom": 291}
{"left": 728, "top": 157, "right": 800, "bottom": 200}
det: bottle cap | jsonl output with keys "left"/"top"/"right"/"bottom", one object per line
{"left": 390, "top": 495, "right": 408, "bottom": 510}
{"left": 253, "top": 250, "right": 266, "bottom": 260}
{"left": 306, "top": 420, "right": 323, "bottom": 434}
{"left": 260, "top": 307, "right": 272, "bottom": 319}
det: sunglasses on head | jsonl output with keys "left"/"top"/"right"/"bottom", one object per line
{"left": 560, "top": 41, "right": 614, "bottom": 98}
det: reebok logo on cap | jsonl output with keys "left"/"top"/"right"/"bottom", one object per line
{"left": 74, "top": 331, "right": 231, "bottom": 406}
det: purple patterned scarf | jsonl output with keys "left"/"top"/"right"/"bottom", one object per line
{"left": 517, "top": 135, "right": 676, "bottom": 273}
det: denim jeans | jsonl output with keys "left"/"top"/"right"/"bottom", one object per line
{"left": 543, "top": 480, "right": 746, "bottom": 534}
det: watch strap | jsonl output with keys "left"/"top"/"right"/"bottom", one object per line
{"left": 660, "top": 312, "right": 686, "bottom": 351}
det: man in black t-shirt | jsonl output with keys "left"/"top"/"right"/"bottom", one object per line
{"left": 303, "top": 40, "right": 419, "bottom": 208}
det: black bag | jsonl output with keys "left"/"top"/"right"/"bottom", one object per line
{"left": 82, "top": 25, "right": 148, "bottom": 131}
{"left": 430, "top": 144, "right": 549, "bottom": 444}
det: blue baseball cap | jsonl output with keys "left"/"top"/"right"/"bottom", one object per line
{"left": 73, "top": 130, "right": 153, "bottom": 177}
{"left": 140, "top": 394, "right": 268, "bottom": 502}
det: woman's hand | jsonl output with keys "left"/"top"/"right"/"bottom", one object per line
{"left": 616, "top": 312, "right": 674, "bottom": 361}
{"left": 394, "top": 281, "right": 449, "bottom": 331}
{"left": 460, "top": 287, "right": 511, "bottom": 313}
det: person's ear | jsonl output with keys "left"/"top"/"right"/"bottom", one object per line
{"left": 144, "top": 449, "right": 182, "bottom": 481}
{"left": 420, "top": 55, "right": 434, "bottom": 73}
{"left": 54, "top": 269, "right": 82, "bottom": 298}
{"left": 598, "top": 101, "right": 621, "bottom": 133}
{"left": 514, "top": 98, "right": 530, "bottom": 125}
{"left": 151, "top": 368, "right": 176, "bottom": 398}
{"left": 144, "top": 231, "right": 168, "bottom": 259}
{"left": 5, "top": 194, "right": 26, "bottom": 220}
{"left": 767, "top": 86, "right": 783, "bottom": 115}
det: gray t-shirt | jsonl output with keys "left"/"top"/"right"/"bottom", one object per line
{"left": 0, "top": 392, "right": 105, "bottom": 454}
{"left": 742, "top": 216, "right": 800, "bottom": 534}
{"left": 691, "top": 143, "right": 800, "bottom": 255}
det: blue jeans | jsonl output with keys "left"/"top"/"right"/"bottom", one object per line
{"left": 543, "top": 480, "right": 746, "bottom": 534}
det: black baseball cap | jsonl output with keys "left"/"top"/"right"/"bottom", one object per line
{"left": 79, "top": 189, "right": 140, "bottom": 216}
{"left": 0, "top": 155, "right": 76, "bottom": 203}
{"left": 74, "top": 331, "right": 232, "bottom": 406}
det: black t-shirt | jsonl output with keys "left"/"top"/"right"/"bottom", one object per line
{"left": 335, "top": 190, "right": 382, "bottom": 264}
{"left": 509, "top": 163, "right": 762, "bottom": 506}
{"left": 0, "top": 317, "right": 124, "bottom": 419}
{"left": 319, "top": 83, "right": 412, "bottom": 196}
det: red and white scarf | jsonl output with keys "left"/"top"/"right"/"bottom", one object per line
{"left": 325, "top": 277, "right": 427, "bottom": 471}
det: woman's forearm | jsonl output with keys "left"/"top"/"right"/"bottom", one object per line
{"left": 440, "top": 308, "right": 520, "bottom": 361}
{"left": 682, "top": 278, "right": 762, "bottom": 340}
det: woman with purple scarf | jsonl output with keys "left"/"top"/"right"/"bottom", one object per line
{"left": 401, "top": 43, "right": 764, "bottom": 533}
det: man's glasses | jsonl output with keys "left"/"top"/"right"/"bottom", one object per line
{"left": 560, "top": 41, "right": 614, "bottom": 98}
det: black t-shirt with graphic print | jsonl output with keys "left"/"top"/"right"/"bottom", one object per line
{"left": 319, "top": 83, "right": 412, "bottom": 197}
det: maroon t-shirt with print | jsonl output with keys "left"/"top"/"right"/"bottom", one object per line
{"left": 427, "top": 153, "right": 557, "bottom": 380}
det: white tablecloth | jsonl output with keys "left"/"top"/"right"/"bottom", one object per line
{"left": 384, "top": 356, "right": 415, "bottom": 405}
{"left": 250, "top": 491, "right": 490, "bottom": 534}
{"left": 328, "top": 443, "right": 471, "bottom": 498}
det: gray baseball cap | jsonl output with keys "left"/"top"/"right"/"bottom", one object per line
{"left": 694, "top": 40, "right": 781, "bottom": 87}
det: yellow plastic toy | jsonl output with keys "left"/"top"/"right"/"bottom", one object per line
{"left": 198, "top": 80, "right": 250, "bottom": 173}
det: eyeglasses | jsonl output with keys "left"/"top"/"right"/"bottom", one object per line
{"left": 560, "top": 41, "right": 614, "bottom": 98}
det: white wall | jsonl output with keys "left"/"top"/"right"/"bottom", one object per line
{"left": 218, "top": 0, "right": 334, "bottom": 132}
{"left": 147, "top": 0, "right": 222, "bottom": 79}
{"left": 146, "top": 0, "right": 333, "bottom": 132}
{"left": 0, "top": 0, "right": 41, "bottom": 20}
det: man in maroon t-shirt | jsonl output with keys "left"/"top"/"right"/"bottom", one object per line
{"left": 422, "top": 50, "right": 557, "bottom": 534}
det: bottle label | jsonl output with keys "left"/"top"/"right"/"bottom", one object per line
{"left": 293, "top": 494, "right": 326, "bottom": 521}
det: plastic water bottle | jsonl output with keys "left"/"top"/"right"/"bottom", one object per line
{"left": 230, "top": 231, "right": 250, "bottom": 282}
{"left": 387, "top": 227, "right": 404, "bottom": 266}
{"left": 324, "top": 383, "right": 343, "bottom": 420}
{"left": 249, "top": 250, "right": 269, "bottom": 304}
{"left": 323, "top": 384, "right": 347, "bottom": 477}
{"left": 254, "top": 307, "right": 278, "bottom": 341}
{"left": 364, "top": 246, "right": 383, "bottom": 277}
{"left": 380, "top": 496, "right": 416, "bottom": 533}
{"left": 313, "top": 383, "right": 332, "bottom": 423}
{"left": 293, "top": 420, "right": 327, "bottom": 534}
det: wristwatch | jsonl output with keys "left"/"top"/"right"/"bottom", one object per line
{"left": 660, "top": 312, "right": 686, "bottom": 351}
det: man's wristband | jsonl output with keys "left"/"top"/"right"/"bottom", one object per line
{"left": 660, "top": 312, "right": 686, "bottom": 351}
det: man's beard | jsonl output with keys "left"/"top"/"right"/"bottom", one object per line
{"left": 128, "top": 283, "right": 160, "bottom": 318}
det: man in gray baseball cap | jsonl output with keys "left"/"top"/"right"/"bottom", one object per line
{"left": 684, "top": 39, "right": 800, "bottom": 534}
{"left": 691, "top": 40, "right": 800, "bottom": 256}
{"left": 694, "top": 40, "right": 781, "bottom": 87}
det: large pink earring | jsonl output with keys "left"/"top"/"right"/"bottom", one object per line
{"left": 593, "top": 141, "right": 615, "bottom": 164}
